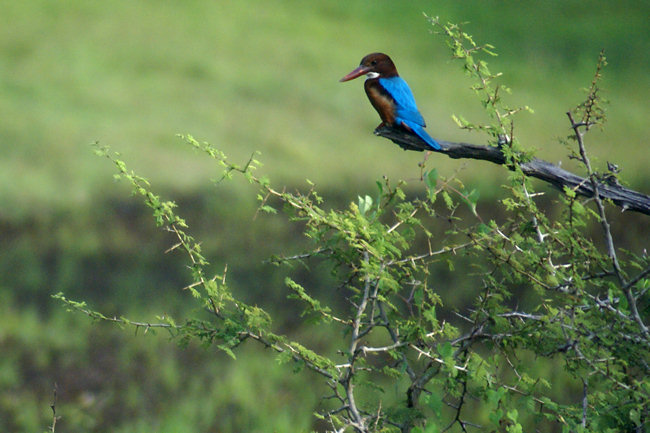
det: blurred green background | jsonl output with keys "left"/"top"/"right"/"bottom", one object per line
{"left": 1, "top": 0, "right": 648, "bottom": 431}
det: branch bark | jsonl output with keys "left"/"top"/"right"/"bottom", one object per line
{"left": 375, "top": 126, "right": 650, "bottom": 216}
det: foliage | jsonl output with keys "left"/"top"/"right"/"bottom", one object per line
{"left": 56, "top": 19, "right": 649, "bottom": 432}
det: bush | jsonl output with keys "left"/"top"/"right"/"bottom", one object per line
{"left": 58, "top": 18, "right": 649, "bottom": 432}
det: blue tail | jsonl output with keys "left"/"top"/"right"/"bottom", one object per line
{"left": 400, "top": 120, "right": 441, "bottom": 150}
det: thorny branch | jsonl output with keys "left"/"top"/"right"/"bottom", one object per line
{"left": 567, "top": 110, "right": 648, "bottom": 337}
{"left": 340, "top": 251, "right": 373, "bottom": 432}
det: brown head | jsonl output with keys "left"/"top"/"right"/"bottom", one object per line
{"left": 339, "top": 53, "right": 399, "bottom": 82}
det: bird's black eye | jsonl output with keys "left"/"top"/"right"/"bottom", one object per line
{"left": 371, "top": 60, "right": 377, "bottom": 66}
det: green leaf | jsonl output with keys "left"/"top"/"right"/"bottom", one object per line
{"left": 442, "top": 191, "right": 454, "bottom": 209}
{"left": 423, "top": 304, "right": 436, "bottom": 321}
{"left": 462, "top": 188, "right": 480, "bottom": 216}
{"left": 467, "top": 188, "right": 480, "bottom": 204}
{"left": 489, "top": 408, "right": 503, "bottom": 425}
{"left": 217, "top": 344, "right": 236, "bottom": 360}
{"left": 425, "top": 169, "right": 438, "bottom": 190}
{"left": 357, "top": 195, "right": 373, "bottom": 216}
{"left": 630, "top": 408, "right": 641, "bottom": 427}
{"left": 506, "top": 409, "right": 518, "bottom": 422}
{"left": 423, "top": 393, "right": 443, "bottom": 420}
{"left": 260, "top": 205, "right": 277, "bottom": 214}
{"left": 486, "top": 387, "right": 506, "bottom": 407}
{"left": 437, "top": 341, "right": 453, "bottom": 359}
{"left": 424, "top": 422, "right": 440, "bottom": 433}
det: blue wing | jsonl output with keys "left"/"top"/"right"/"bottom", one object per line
{"left": 379, "top": 77, "right": 425, "bottom": 126}
{"left": 379, "top": 77, "right": 441, "bottom": 150}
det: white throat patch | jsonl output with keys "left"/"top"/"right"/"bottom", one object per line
{"left": 365, "top": 72, "right": 380, "bottom": 79}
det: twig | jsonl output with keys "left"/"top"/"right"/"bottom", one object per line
{"left": 49, "top": 384, "right": 60, "bottom": 433}
{"left": 243, "top": 331, "right": 335, "bottom": 380}
{"left": 442, "top": 375, "right": 470, "bottom": 433}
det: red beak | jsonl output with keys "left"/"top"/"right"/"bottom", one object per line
{"left": 339, "top": 66, "right": 370, "bottom": 82}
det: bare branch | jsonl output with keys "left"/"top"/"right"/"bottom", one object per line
{"left": 340, "top": 251, "right": 374, "bottom": 432}
{"left": 374, "top": 125, "right": 650, "bottom": 216}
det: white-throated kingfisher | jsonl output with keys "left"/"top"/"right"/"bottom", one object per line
{"left": 340, "top": 53, "right": 441, "bottom": 151}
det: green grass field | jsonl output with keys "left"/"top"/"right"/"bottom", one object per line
{"left": 1, "top": 0, "right": 648, "bottom": 220}
{"left": 1, "top": 1, "right": 648, "bottom": 431}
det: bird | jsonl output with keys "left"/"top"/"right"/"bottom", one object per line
{"left": 340, "top": 52, "right": 441, "bottom": 151}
